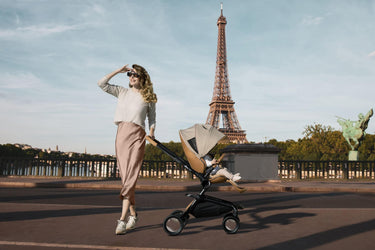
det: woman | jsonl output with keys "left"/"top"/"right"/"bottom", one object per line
{"left": 98, "top": 64, "right": 157, "bottom": 235}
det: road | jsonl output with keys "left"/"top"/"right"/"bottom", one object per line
{"left": 1, "top": 188, "right": 375, "bottom": 249}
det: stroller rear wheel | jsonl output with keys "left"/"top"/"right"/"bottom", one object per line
{"left": 222, "top": 214, "right": 240, "bottom": 234}
{"left": 171, "top": 210, "right": 189, "bottom": 226}
{"left": 163, "top": 212, "right": 188, "bottom": 236}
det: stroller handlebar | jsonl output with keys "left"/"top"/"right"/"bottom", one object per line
{"left": 145, "top": 135, "right": 158, "bottom": 146}
{"left": 145, "top": 135, "right": 189, "bottom": 165}
{"left": 216, "top": 153, "right": 226, "bottom": 164}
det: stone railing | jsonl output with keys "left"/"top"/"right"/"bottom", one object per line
{"left": 1, "top": 157, "right": 374, "bottom": 180}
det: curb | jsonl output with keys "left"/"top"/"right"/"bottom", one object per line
{"left": 0, "top": 182, "right": 121, "bottom": 190}
{"left": 288, "top": 186, "right": 375, "bottom": 193}
{"left": 0, "top": 182, "right": 201, "bottom": 192}
{"left": 1, "top": 181, "right": 375, "bottom": 193}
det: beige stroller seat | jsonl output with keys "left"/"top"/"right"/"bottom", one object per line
{"left": 179, "top": 124, "right": 246, "bottom": 193}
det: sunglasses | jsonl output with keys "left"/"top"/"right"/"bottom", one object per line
{"left": 127, "top": 71, "right": 141, "bottom": 78}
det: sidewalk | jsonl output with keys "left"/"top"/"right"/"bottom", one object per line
{"left": 1, "top": 176, "right": 375, "bottom": 193}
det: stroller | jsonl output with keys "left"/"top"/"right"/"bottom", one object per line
{"left": 146, "top": 124, "right": 246, "bottom": 235}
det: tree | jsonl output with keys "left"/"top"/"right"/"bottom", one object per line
{"left": 144, "top": 141, "right": 186, "bottom": 161}
{"left": 301, "top": 124, "right": 348, "bottom": 160}
{"left": 210, "top": 143, "right": 233, "bottom": 158}
{"left": 0, "top": 144, "right": 26, "bottom": 157}
{"left": 2, "top": 126, "right": 375, "bottom": 161}
{"left": 267, "top": 139, "right": 305, "bottom": 160}
{"left": 268, "top": 124, "right": 352, "bottom": 161}
{"left": 358, "top": 134, "right": 375, "bottom": 160}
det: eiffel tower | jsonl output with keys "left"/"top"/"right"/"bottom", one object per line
{"left": 206, "top": 4, "right": 248, "bottom": 144}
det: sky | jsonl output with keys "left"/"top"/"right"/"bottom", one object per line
{"left": 1, "top": 0, "right": 374, "bottom": 155}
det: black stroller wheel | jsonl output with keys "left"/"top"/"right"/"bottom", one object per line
{"left": 222, "top": 214, "right": 240, "bottom": 234}
{"left": 171, "top": 210, "right": 183, "bottom": 216}
{"left": 163, "top": 214, "right": 185, "bottom": 236}
{"left": 171, "top": 210, "right": 189, "bottom": 225}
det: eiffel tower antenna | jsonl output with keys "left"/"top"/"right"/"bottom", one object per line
{"left": 205, "top": 3, "right": 248, "bottom": 144}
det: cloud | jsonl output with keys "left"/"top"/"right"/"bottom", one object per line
{"left": 1, "top": 1, "right": 375, "bottom": 154}
{"left": 301, "top": 16, "right": 324, "bottom": 26}
{"left": 0, "top": 24, "right": 80, "bottom": 39}
{"left": 0, "top": 72, "right": 45, "bottom": 90}
{"left": 80, "top": 3, "right": 107, "bottom": 20}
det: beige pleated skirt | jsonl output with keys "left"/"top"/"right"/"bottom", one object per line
{"left": 115, "top": 122, "right": 146, "bottom": 205}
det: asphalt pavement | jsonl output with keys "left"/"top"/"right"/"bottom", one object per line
{"left": 1, "top": 186, "right": 375, "bottom": 250}
{"left": 1, "top": 176, "right": 375, "bottom": 250}
{"left": 0, "top": 176, "right": 375, "bottom": 193}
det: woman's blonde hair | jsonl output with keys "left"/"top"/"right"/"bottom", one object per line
{"left": 130, "top": 64, "right": 157, "bottom": 103}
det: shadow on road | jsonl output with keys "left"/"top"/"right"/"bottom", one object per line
{"left": 0, "top": 207, "right": 119, "bottom": 222}
{"left": 171, "top": 205, "right": 316, "bottom": 236}
{"left": 257, "top": 218, "right": 375, "bottom": 250}
{"left": 238, "top": 205, "right": 316, "bottom": 233}
{"left": 236, "top": 192, "right": 347, "bottom": 208}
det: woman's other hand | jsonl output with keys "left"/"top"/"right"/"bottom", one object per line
{"left": 148, "top": 133, "right": 155, "bottom": 140}
{"left": 148, "top": 127, "right": 155, "bottom": 139}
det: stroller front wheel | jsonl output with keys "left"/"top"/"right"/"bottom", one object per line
{"left": 163, "top": 214, "right": 185, "bottom": 236}
{"left": 222, "top": 214, "right": 240, "bottom": 234}
{"left": 171, "top": 210, "right": 184, "bottom": 216}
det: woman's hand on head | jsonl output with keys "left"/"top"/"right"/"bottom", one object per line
{"left": 117, "top": 65, "right": 132, "bottom": 73}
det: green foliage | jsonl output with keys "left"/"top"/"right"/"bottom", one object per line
{"left": 210, "top": 142, "right": 234, "bottom": 158}
{"left": 267, "top": 123, "right": 373, "bottom": 161}
{"left": 0, "top": 144, "right": 24, "bottom": 156}
{"left": 358, "top": 134, "right": 375, "bottom": 161}
{"left": 301, "top": 124, "right": 348, "bottom": 160}
{"left": 144, "top": 141, "right": 186, "bottom": 161}
{"left": 0, "top": 144, "right": 115, "bottom": 160}
{"left": 2, "top": 124, "right": 374, "bottom": 161}
{"left": 268, "top": 139, "right": 301, "bottom": 160}
{"left": 143, "top": 140, "right": 233, "bottom": 161}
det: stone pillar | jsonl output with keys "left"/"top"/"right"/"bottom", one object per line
{"left": 221, "top": 144, "right": 280, "bottom": 182}
{"left": 348, "top": 150, "right": 359, "bottom": 161}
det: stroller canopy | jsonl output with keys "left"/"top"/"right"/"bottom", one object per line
{"left": 179, "top": 124, "right": 226, "bottom": 158}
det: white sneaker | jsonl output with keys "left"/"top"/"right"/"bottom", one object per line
{"left": 126, "top": 214, "right": 138, "bottom": 230}
{"left": 232, "top": 174, "right": 242, "bottom": 182}
{"left": 115, "top": 220, "right": 127, "bottom": 235}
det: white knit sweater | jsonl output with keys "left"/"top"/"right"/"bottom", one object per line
{"left": 98, "top": 76, "right": 156, "bottom": 130}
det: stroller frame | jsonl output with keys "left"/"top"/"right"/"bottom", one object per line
{"left": 146, "top": 136, "right": 242, "bottom": 235}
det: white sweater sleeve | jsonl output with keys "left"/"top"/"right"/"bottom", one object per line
{"left": 98, "top": 76, "right": 122, "bottom": 97}
{"left": 148, "top": 102, "right": 156, "bottom": 130}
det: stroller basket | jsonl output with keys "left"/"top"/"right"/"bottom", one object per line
{"left": 191, "top": 199, "right": 233, "bottom": 218}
